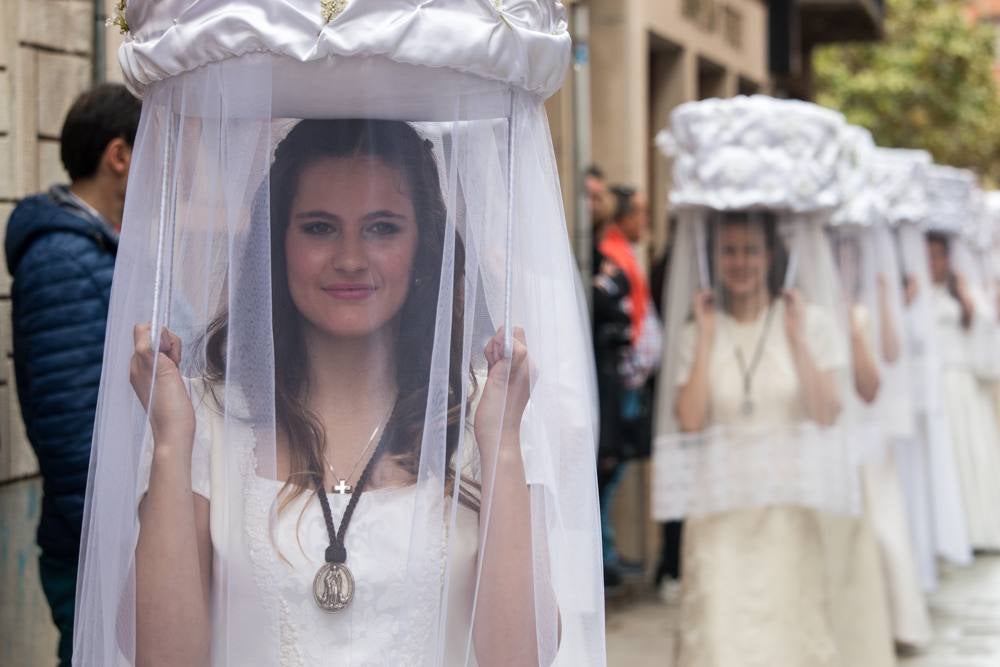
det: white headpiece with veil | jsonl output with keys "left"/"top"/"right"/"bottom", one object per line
{"left": 652, "top": 96, "right": 860, "bottom": 520}
{"left": 828, "top": 127, "right": 916, "bottom": 456}
{"left": 924, "top": 165, "right": 998, "bottom": 378}
{"left": 75, "top": 2, "right": 604, "bottom": 665}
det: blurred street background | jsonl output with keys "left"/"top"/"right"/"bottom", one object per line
{"left": 607, "top": 556, "right": 1000, "bottom": 666}
{"left": 4, "top": 1, "right": 1000, "bottom": 665}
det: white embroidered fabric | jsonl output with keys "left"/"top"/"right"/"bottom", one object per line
{"left": 118, "top": 0, "right": 570, "bottom": 99}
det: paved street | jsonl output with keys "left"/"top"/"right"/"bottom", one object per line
{"left": 606, "top": 555, "right": 1000, "bottom": 666}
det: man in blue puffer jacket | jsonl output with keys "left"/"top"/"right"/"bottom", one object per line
{"left": 4, "top": 83, "right": 140, "bottom": 667}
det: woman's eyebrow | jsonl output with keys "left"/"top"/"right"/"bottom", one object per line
{"left": 294, "top": 210, "right": 341, "bottom": 222}
{"left": 361, "top": 210, "right": 408, "bottom": 222}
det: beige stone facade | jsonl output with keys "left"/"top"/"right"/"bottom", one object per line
{"left": 1, "top": 2, "right": 123, "bottom": 663}
{"left": 589, "top": 0, "right": 768, "bottom": 253}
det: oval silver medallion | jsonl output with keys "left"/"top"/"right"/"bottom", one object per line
{"left": 313, "top": 562, "right": 355, "bottom": 612}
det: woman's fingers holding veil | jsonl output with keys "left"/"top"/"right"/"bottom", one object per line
{"left": 693, "top": 289, "right": 716, "bottom": 339}
{"left": 476, "top": 327, "right": 531, "bottom": 448}
{"left": 158, "top": 328, "right": 183, "bottom": 367}
{"left": 782, "top": 288, "right": 806, "bottom": 343}
{"left": 132, "top": 324, "right": 182, "bottom": 373}
{"left": 131, "top": 324, "right": 195, "bottom": 443}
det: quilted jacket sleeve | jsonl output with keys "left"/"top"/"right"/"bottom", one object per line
{"left": 11, "top": 230, "right": 113, "bottom": 553}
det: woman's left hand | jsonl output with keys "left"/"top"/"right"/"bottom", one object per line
{"left": 474, "top": 327, "right": 532, "bottom": 460}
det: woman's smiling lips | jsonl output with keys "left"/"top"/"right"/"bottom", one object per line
{"left": 322, "top": 283, "right": 376, "bottom": 300}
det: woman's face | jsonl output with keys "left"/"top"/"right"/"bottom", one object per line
{"left": 927, "top": 238, "right": 950, "bottom": 285}
{"left": 716, "top": 222, "right": 770, "bottom": 298}
{"left": 285, "top": 156, "right": 419, "bottom": 339}
{"left": 619, "top": 192, "right": 649, "bottom": 243}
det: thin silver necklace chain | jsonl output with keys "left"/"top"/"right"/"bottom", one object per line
{"left": 322, "top": 397, "right": 396, "bottom": 490}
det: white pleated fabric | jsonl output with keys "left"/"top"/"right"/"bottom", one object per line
{"left": 74, "top": 5, "right": 605, "bottom": 665}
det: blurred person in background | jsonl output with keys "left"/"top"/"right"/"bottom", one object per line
{"left": 597, "top": 182, "right": 661, "bottom": 587}
{"left": 926, "top": 231, "right": 1000, "bottom": 550}
{"left": 650, "top": 214, "right": 684, "bottom": 601}
{"left": 589, "top": 167, "right": 634, "bottom": 588}
{"left": 4, "top": 83, "right": 141, "bottom": 667}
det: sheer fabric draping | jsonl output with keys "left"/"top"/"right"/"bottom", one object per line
{"left": 652, "top": 209, "right": 860, "bottom": 520}
{"left": 74, "top": 56, "right": 604, "bottom": 666}
{"left": 894, "top": 220, "right": 973, "bottom": 565}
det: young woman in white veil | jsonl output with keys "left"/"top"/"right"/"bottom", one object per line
{"left": 827, "top": 127, "right": 930, "bottom": 648}
{"left": 130, "top": 118, "right": 542, "bottom": 665}
{"left": 925, "top": 166, "right": 1000, "bottom": 551}
{"left": 73, "top": 2, "right": 604, "bottom": 665}
{"left": 873, "top": 148, "right": 971, "bottom": 576}
{"left": 653, "top": 97, "right": 893, "bottom": 667}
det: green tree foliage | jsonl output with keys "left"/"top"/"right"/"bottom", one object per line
{"left": 814, "top": 0, "right": 1000, "bottom": 183}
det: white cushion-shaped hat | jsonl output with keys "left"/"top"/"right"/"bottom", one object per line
{"left": 924, "top": 164, "right": 978, "bottom": 236}
{"left": 830, "top": 125, "right": 882, "bottom": 227}
{"left": 869, "top": 147, "right": 933, "bottom": 227}
{"left": 656, "top": 95, "right": 848, "bottom": 214}
{"left": 117, "top": 0, "right": 571, "bottom": 100}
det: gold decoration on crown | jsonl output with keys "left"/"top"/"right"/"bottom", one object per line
{"left": 106, "top": 0, "right": 129, "bottom": 35}
{"left": 321, "top": 0, "right": 348, "bottom": 24}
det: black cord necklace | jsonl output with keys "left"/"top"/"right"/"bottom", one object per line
{"left": 733, "top": 302, "right": 777, "bottom": 417}
{"left": 312, "top": 404, "right": 397, "bottom": 612}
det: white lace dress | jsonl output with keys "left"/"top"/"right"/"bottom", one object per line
{"left": 674, "top": 302, "right": 894, "bottom": 667}
{"left": 138, "top": 380, "right": 481, "bottom": 666}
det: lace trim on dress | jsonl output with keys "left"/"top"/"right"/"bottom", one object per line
{"left": 241, "top": 446, "right": 306, "bottom": 667}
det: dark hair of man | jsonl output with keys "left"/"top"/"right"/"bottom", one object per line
{"left": 610, "top": 184, "right": 636, "bottom": 222}
{"left": 585, "top": 165, "right": 605, "bottom": 180}
{"left": 59, "top": 83, "right": 142, "bottom": 182}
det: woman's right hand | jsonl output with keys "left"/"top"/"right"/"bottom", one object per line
{"left": 131, "top": 324, "right": 195, "bottom": 445}
{"left": 903, "top": 274, "right": 919, "bottom": 306}
{"left": 692, "top": 289, "right": 716, "bottom": 341}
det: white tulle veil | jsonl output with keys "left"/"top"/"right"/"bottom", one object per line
{"left": 651, "top": 96, "right": 861, "bottom": 520}
{"left": 73, "top": 2, "right": 604, "bottom": 665}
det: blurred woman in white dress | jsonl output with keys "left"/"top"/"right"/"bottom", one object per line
{"left": 927, "top": 229, "right": 1000, "bottom": 550}
{"left": 653, "top": 97, "right": 894, "bottom": 667}
{"left": 830, "top": 227, "right": 931, "bottom": 648}
{"left": 671, "top": 212, "right": 893, "bottom": 667}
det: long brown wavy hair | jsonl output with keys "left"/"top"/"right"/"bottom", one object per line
{"left": 203, "top": 119, "right": 478, "bottom": 513}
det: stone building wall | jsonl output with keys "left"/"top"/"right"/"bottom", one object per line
{"left": 0, "top": 2, "right": 122, "bottom": 664}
